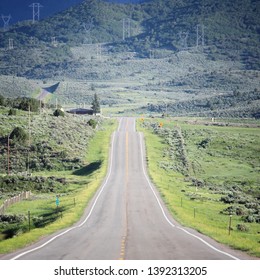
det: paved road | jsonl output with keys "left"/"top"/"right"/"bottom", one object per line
{"left": 2, "top": 118, "right": 250, "bottom": 260}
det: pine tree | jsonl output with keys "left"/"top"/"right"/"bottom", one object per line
{"left": 91, "top": 93, "right": 100, "bottom": 115}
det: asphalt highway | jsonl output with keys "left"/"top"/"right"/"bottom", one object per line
{"left": 2, "top": 118, "right": 250, "bottom": 260}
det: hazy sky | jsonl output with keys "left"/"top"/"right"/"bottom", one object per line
{"left": 0, "top": 0, "right": 143, "bottom": 24}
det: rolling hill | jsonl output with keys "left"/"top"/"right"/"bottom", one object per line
{"left": 0, "top": 0, "right": 259, "bottom": 117}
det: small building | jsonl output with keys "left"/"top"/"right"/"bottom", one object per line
{"left": 66, "top": 108, "right": 94, "bottom": 115}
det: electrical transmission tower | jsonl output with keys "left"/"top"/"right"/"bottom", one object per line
{"left": 8, "top": 38, "right": 14, "bottom": 50}
{"left": 83, "top": 18, "right": 94, "bottom": 44}
{"left": 29, "top": 36, "right": 35, "bottom": 45}
{"left": 196, "top": 24, "right": 205, "bottom": 48}
{"left": 96, "top": 43, "right": 102, "bottom": 60}
{"left": 149, "top": 49, "right": 155, "bottom": 59}
{"left": 1, "top": 15, "right": 11, "bottom": 31}
{"left": 51, "top": 37, "right": 57, "bottom": 47}
{"left": 29, "top": 3, "right": 43, "bottom": 23}
{"left": 122, "top": 18, "right": 131, "bottom": 41}
{"left": 178, "top": 31, "right": 189, "bottom": 50}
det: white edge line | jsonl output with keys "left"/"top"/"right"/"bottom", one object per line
{"left": 11, "top": 132, "right": 116, "bottom": 260}
{"left": 138, "top": 132, "right": 240, "bottom": 260}
{"left": 118, "top": 117, "right": 123, "bottom": 132}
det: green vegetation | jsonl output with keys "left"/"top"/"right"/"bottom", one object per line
{"left": 9, "top": 127, "right": 28, "bottom": 145}
{"left": 87, "top": 119, "right": 98, "bottom": 129}
{"left": 138, "top": 118, "right": 260, "bottom": 257}
{"left": 8, "top": 108, "right": 17, "bottom": 116}
{"left": 0, "top": 1, "right": 259, "bottom": 118}
{"left": 0, "top": 96, "right": 41, "bottom": 112}
{"left": 145, "top": 89, "right": 260, "bottom": 119}
{"left": 91, "top": 93, "right": 101, "bottom": 115}
{"left": 53, "top": 108, "right": 65, "bottom": 117}
{"left": 0, "top": 116, "right": 116, "bottom": 253}
{"left": 0, "top": 104, "right": 96, "bottom": 174}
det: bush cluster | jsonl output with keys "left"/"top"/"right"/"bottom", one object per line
{"left": 87, "top": 119, "right": 98, "bottom": 129}
{"left": 9, "top": 127, "right": 28, "bottom": 145}
{"left": 220, "top": 189, "right": 260, "bottom": 223}
{"left": 143, "top": 122, "right": 190, "bottom": 176}
{"left": 0, "top": 96, "right": 40, "bottom": 112}
{"left": 0, "top": 214, "right": 26, "bottom": 224}
{"left": 53, "top": 109, "right": 65, "bottom": 117}
{"left": 145, "top": 90, "right": 260, "bottom": 119}
{"left": 0, "top": 175, "right": 67, "bottom": 195}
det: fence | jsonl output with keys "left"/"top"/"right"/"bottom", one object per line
{"left": 0, "top": 191, "right": 32, "bottom": 215}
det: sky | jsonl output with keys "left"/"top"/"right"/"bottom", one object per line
{"left": 0, "top": 0, "right": 144, "bottom": 25}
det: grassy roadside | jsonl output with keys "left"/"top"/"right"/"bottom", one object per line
{"left": 137, "top": 118, "right": 260, "bottom": 258}
{"left": 0, "top": 118, "right": 117, "bottom": 254}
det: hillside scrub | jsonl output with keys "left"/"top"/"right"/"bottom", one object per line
{"left": 145, "top": 90, "right": 260, "bottom": 118}
{"left": 0, "top": 108, "right": 99, "bottom": 175}
{"left": 0, "top": 0, "right": 259, "bottom": 79}
{"left": 9, "top": 127, "right": 28, "bottom": 145}
{"left": 0, "top": 117, "right": 116, "bottom": 249}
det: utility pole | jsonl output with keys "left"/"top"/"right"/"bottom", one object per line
{"left": 122, "top": 18, "right": 125, "bottom": 41}
{"left": 27, "top": 106, "right": 31, "bottom": 174}
{"left": 29, "top": 3, "right": 43, "bottom": 23}
{"left": 1, "top": 15, "right": 11, "bottom": 31}
{"left": 7, "top": 134, "right": 10, "bottom": 176}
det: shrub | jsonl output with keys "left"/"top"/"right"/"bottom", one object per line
{"left": 53, "top": 109, "right": 65, "bottom": 117}
{"left": 243, "top": 215, "right": 255, "bottom": 223}
{"left": 220, "top": 205, "right": 248, "bottom": 216}
{"left": 0, "top": 214, "right": 26, "bottom": 224}
{"left": 15, "top": 97, "right": 40, "bottom": 112}
{"left": 8, "top": 108, "right": 17, "bottom": 116}
{"left": 198, "top": 138, "right": 211, "bottom": 148}
{"left": 220, "top": 193, "right": 236, "bottom": 204}
{"left": 0, "top": 94, "right": 5, "bottom": 106}
{"left": 87, "top": 119, "right": 97, "bottom": 128}
{"left": 9, "top": 127, "right": 28, "bottom": 144}
{"left": 236, "top": 224, "right": 249, "bottom": 232}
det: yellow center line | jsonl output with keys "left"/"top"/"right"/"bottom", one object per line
{"left": 118, "top": 120, "right": 129, "bottom": 260}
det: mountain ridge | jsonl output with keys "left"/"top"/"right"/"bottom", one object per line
{"left": 0, "top": 0, "right": 259, "bottom": 72}
{"left": 0, "top": 0, "right": 147, "bottom": 24}
{"left": 0, "top": 0, "right": 259, "bottom": 118}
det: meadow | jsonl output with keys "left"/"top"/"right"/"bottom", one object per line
{"left": 138, "top": 117, "right": 260, "bottom": 257}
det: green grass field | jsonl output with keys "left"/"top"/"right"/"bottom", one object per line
{"left": 0, "top": 118, "right": 117, "bottom": 254}
{"left": 137, "top": 117, "right": 260, "bottom": 258}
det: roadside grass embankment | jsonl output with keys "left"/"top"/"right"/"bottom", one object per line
{"left": 0, "top": 118, "right": 117, "bottom": 254}
{"left": 137, "top": 118, "right": 260, "bottom": 258}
